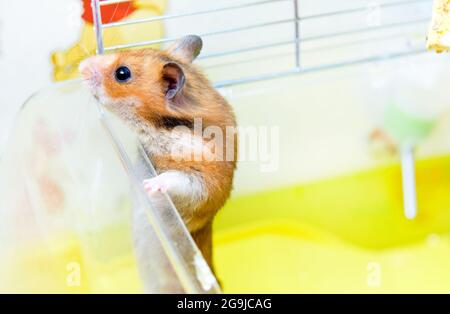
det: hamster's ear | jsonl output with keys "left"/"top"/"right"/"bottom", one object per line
{"left": 162, "top": 62, "right": 185, "bottom": 100}
{"left": 167, "top": 35, "right": 203, "bottom": 63}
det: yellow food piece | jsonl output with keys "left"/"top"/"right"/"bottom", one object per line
{"left": 51, "top": 0, "right": 167, "bottom": 81}
{"left": 427, "top": 0, "right": 450, "bottom": 52}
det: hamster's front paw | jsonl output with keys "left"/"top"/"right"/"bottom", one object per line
{"left": 143, "top": 171, "right": 190, "bottom": 195}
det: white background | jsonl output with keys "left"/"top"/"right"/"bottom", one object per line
{"left": 0, "top": 0, "right": 81, "bottom": 153}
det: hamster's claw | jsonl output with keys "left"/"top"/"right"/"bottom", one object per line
{"left": 142, "top": 171, "right": 192, "bottom": 197}
{"left": 143, "top": 172, "right": 179, "bottom": 194}
{"left": 143, "top": 178, "right": 168, "bottom": 194}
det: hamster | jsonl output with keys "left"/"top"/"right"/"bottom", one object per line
{"left": 79, "top": 35, "right": 237, "bottom": 271}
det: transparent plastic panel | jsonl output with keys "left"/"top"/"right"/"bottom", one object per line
{"left": 0, "top": 80, "right": 220, "bottom": 294}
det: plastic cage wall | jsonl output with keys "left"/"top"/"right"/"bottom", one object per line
{"left": 3, "top": 0, "right": 450, "bottom": 294}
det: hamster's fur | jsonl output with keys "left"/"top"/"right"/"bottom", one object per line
{"left": 80, "top": 36, "right": 237, "bottom": 272}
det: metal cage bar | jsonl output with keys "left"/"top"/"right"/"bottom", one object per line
{"left": 91, "top": 0, "right": 432, "bottom": 86}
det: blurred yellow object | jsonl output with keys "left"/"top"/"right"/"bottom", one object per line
{"left": 6, "top": 153, "right": 450, "bottom": 293}
{"left": 214, "top": 154, "right": 450, "bottom": 293}
{"left": 51, "top": 0, "right": 167, "bottom": 81}
{"left": 427, "top": 0, "right": 450, "bottom": 52}
{"left": 1, "top": 226, "right": 142, "bottom": 293}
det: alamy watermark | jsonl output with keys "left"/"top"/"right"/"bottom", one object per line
{"left": 168, "top": 118, "right": 280, "bottom": 173}
{"left": 66, "top": 261, "right": 81, "bottom": 287}
{"left": 366, "top": 2, "right": 381, "bottom": 27}
{"left": 367, "top": 261, "right": 382, "bottom": 288}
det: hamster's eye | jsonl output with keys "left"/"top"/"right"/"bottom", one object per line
{"left": 115, "top": 66, "right": 132, "bottom": 83}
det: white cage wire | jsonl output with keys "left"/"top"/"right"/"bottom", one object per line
{"left": 90, "top": 0, "right": 432, "bottom": 87}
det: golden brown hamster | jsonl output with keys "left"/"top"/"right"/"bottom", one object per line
{"left": 79, "top": 35, "right": 237, "bottom": 270}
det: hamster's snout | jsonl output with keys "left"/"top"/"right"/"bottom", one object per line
{"left": 79, "top": 57, "right": 103, "bottom": 89}
{"left": 79, "top": 54, "right": 117, "bottom": 89}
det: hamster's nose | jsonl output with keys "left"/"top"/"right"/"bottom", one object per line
{"left": 79, "top": 55, "right": 117, "bottom": 79}
{"left": 79, "top": 57, "right": 105, "bottom": 90}
{"left": 79, "top": 57, "right": 99, "bottom": 78}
